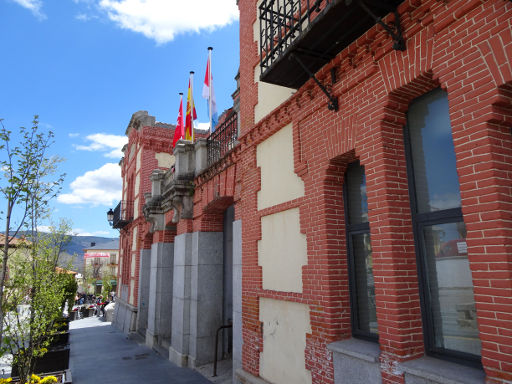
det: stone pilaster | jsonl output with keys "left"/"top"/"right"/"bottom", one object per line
{"left": 146, "top": 242, "right": 174, "bottom": 353}
{"left": 136, "top": 248, "right": 151, "bottom": 337}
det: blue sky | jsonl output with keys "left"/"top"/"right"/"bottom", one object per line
{"left": 0, "top": 0, "right": 240, "bottom": 238}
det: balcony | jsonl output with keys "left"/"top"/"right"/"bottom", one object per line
{"left": 259, "top": 0, "right": 404, "bottom": 89}
{"left": 207, "top": 111, "right": 238, "bottom": 167}
{"left": 112, "top": 200, "right": 134, "bottom": 229}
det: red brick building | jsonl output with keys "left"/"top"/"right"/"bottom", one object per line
{"left": 112, "top": 1, "right": 512, "bottom": 383}
{"left": 111, "top": 111, "right": 177, "bottom": 335}
{"left": 233, "top": 0, "right": 512, "bottom": 383}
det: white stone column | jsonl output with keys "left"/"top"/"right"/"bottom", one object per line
{"left": 188, "top": 231, "right": 224, "bottom": 367}
{"left": 169, "top": 232, "right": 193, "bottom": 367}
{"left": 169, "top": 231, "right": 224, "bottom": 367}
{"left": 136, "top": 248, "right": 151, "bottom": 336}
{"left": 232, "top": 220, "right": 243, "bottom": 382}
{"left": 146, "top": 241, "right": 174, "bottom": 351}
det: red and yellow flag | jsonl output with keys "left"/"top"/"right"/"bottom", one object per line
{"left": 185, "top": 72, "right": 197, "bottom": 141}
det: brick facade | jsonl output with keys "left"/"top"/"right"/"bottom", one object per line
{"left": 236, "top": 0, "right": 512, "bottom": 383}
{"left": 111, "top": 1, "right": 512, "bottom": 382}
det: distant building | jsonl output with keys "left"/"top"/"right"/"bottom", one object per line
{"left": 83, "top": 240, "right": 119, "bottom": 295}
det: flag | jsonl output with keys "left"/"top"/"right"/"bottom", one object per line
{"left": 202, "top": 48, "right": 218, "bottom": 132}
{"left": 185, "top": 72, "right": 197, "bottom": 141}
{"left": 172, "top": 93, "right": 184, "bottom": 148}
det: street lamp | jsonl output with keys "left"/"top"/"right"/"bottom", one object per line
{"left": 107, "top": 208, "right": 114, "bottom": 227}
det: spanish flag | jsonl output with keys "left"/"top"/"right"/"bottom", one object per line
{"left": 185, "top": 72, "right": 197, "bottom": 141}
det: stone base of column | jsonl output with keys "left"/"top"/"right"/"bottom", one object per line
{"left": 145, "top": 329, "right": 157, "bottom": 349}
{"left": 169, "top": 347, "right": 188, "bottom": 367}
{"left": 235, "top": 369, "right": 271, "bottom": 384}
{"left": 112, "top": 298, "right": 138, "bottom": 335}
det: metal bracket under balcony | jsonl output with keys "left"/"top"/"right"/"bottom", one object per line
{"left": 291, "top": 53, "right": 339, "bottom": 111}
{"left": 259, "top": 0, "right": 405, "bottom": 90}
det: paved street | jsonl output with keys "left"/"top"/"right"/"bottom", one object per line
{"left": 70, "top": 317, "right": 213, "bottom": 384}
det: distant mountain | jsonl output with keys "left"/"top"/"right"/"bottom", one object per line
{"left": 63, "top": 235, "right": 117, "bottom": 258}
{"left": 6, "top": 232, "right": 118, "bottom": 273}
{"left": 63, "top": 235, "right": 119, "bottom": 271}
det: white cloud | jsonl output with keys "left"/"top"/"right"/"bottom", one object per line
{"left": 11, "top": 0, "right": 46, "bottom": 19}
{"left": 37, "top": 225, "right": 75, "bottom": 235}
{"left": 36, "top": 225, "right": 53, "bottom": 233}
{"left": 75, "top": 133, "right": 127, "bottom": 159}
{"left": 39, "top": 122, "right": 53, "bottom": 129}
{"left": 68, "top": 133, "right": 80, "bottom": 138}
{"left": 75, "top": 13, "right": 90, "bottom": 21}
{"left": 97, "top": 0, "right": 239, "bottom": 44}
{"left": 430, "top": 193, "right": 462, "bottom": 211}
{"left": 57, "top": 163, "right": 121, "bottom": 207}
{"left": 196, "top": 122, "right": 210, "bottom": 131}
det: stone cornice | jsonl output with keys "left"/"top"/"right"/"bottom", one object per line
{"left": 142, "top": 142, "right": 196, "bottom": 225}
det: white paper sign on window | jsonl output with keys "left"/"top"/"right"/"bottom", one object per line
{"left": 457, "top": 241, "right": 467, "bottom": 254}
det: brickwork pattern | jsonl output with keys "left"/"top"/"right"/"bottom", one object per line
{"left": 236, "top": 0, "right": 512, "bottom": 383}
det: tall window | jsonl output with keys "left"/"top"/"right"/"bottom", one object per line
{"left": 404, "top": 88, "right": 481, "bottom": 364}
{"left": 121, "top": 239, "right": 131, "bottom": 285}
{"left": 344, "top": 162, "right": 378, "bottom": 340}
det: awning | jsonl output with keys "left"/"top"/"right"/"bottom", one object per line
{"left": 84, "top": 252, "right": 110, "bottom": 258}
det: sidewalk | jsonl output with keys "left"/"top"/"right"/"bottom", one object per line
{"left": 70, "top": 317, "right": 213, "bottom": 384}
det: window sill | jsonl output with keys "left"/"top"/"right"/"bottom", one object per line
{"left": 400, "top": 356, "right": 485, "bottom": 384}
{"left": 328, "top": 338, "right": 380, "bottom": 363}
{"left": 327, "top": 338, "right": 381, "bottom": 384}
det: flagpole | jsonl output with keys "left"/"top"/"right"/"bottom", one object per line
{"left": 190, "top": 71, "right": 195, "bottom": 142}
{"left": 173, "top": 92, "right": 185, "bottom": 149}
{"left": 179, "top": 92, "right": 183, "bottom": 139}
{"left": 208, "top": 47, "right": 213, "bottom": 134}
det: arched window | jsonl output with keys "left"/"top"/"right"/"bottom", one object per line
{"left": 404, "top": 88, "right": 481, "bottom": 365}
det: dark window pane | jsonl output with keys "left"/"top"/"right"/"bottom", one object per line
{"left": 346, "top": 163, "right": 368, "bottom": 224}
{"left": 352, "top": 233, "right": 377, "bottom": 335}
{"left": 422, "top": 222, "right": 481, "bottom": 356}
{"left": 408, "top": 89, "right": 461, "bottom": 213}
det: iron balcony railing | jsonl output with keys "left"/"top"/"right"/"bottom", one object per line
{"left": 258, "top": 0, "right": 404, "bottom": 89}
{"left": 259, "top": 0, "right": 328, "bottom": 80}
{"left": 112, "top": 200, "right": 134, "bottom": 229}
{"left": 207, "top": 111, "right": 238, "bottom": 167}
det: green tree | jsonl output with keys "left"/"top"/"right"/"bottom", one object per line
{"left": 101, "top": 269, "right": 116, "bottom": 300}
{"left": 2, "top": 221, "right": 74, "bottom": 382}
{"left": 62, "top": 274, "right": 78, "bottom": 314}
{"left": 82, "top": 260, "right": 103, "bottom": 294}
{"left": 0, "top": 116, "right": 65, "bottom": 346}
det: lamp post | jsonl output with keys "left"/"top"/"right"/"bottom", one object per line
{"left": 107, "top": 208, "right": 114, "bottom": 227}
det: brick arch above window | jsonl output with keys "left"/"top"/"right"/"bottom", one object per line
{"left": 378, "top": 27, "right": 435, "bottom": 96}
{"left": 477, "top": 27, "right": 512, "bottom": 87}
{"left": 142, "top": 231, "right": 153, "bottom": 250}
{"left": 196, "top": 196, "right": 235, "bottom": 233}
